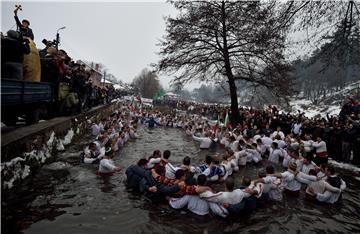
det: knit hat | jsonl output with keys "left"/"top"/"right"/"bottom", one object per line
{"left": 7, "top": 30, "right": 19, "bottom": 39}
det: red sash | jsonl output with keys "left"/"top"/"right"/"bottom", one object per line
{"left": 316, "top": 151, "right": 328, "bottom": 158}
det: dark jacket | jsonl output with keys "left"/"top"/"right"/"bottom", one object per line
{"left": 146, "top": 118, "right": 161, "bottom": 128}
{"left": 139, "top": 170, "right": 179, "bottom": 203}
{"left": 1, "top": 36, "right": 30, "bottom": 64}
{"left": 125, "top": 165, "right": 147, "bottom": 191}
{"left": 15, "top": 15, "right": 34, "bottom": 40}
{"left": 342, "top": 128, "right": 357, "bottom": 143}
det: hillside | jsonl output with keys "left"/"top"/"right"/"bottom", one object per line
{"left": 289, "top": 80, "right": 360, "bottom": 118}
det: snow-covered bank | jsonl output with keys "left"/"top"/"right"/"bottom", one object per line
{"left": 289, "top": 80, "right": 360, "bottom": 118}
{"left": 289, "top": 99, "right": 342, "bottom": 118}
{"left": 1, "top": 129, "right": 76, "bottom": 189}
{"left": 329, "top": 159, "right": 360, "bottom": 174}
{"left": 1, "top": 102, "right": 123, "bottom": 190}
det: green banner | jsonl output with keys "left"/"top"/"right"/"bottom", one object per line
{"left": 153, "top": 89, "right": 166, "bottom": 100}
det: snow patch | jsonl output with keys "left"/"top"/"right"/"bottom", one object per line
{"left": 47, "top": 132, "right": 56, "bottom": 148}
{"left": 288, "top": 81, "right": 360, "bottom": 118}
{"left": 56, "top": 129, "right": 74, "bottom": 151}
{"left": 57, "top": 141, "right": 65, "bottom": 151}
{"left": 21, "top": 165, "right": 31, "bottom": 179}
{"left": 329, "top": 159, "right": 360, "bottom": 173}
{"left": 3, "top": 119, "right": 82, "bottom": 190}
{"left": 3, "top": 157, "right": 25, "bottom": 168}
{"left": 63, "top": 129, "right": 74, "bottom": 145}
{"left": 24, "top": 149, "right": 49, "bottom": 164}
{"left": 1, "top": 157, "right": 31, "bottom": 189}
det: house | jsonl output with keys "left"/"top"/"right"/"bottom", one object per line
{"left": 77, "top": 60, "right": 103, "bottom": 87}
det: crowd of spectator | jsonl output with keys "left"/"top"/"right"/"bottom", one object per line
{"left": 40, "top": 49, "right": 120, "bottom": 114}
{"left": 1, "top": 7, "right": 122, "bottom": 116}
{"left": 154, "top": 97, "right": 360, "bottom": 166}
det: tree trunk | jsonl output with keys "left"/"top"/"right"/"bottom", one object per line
{"left": 220, "top": 1, "right": 240, "bottom": 126}
{"left": 228, "top": 77, "right": 240, "bottom": 126}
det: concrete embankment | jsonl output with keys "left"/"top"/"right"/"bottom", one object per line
{"left": 1, "top": 101, "right": 122, "bottom": 190}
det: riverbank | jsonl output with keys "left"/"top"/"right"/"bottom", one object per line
{"left": 1, "top": 101, "right": 123, "bottom": 190}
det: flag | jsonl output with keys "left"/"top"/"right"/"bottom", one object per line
{"left": 224, "top": 112, "right": 231, "bottom": 129}
{"left": 130, "top": 96, "right": 136, "bottom": 111}
{"left": 213, "top": 114, "right": 220, "bottom": 131}
{"left": 136, "top": 95, "right": 142, "bottom": 110}
{"left": 153, "top": 89, "right": 166, "bottom": 100}
{"left": 136, "top": 95, "right": 142, "bottom": 104}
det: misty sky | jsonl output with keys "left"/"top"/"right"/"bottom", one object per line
{"left": 1, "top": 0, "right": 181, "bottom": 88}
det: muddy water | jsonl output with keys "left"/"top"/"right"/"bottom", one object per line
{"left": 3, "top": 126, "right": 360, "bottom": 234}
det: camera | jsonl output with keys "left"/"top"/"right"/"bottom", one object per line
{"left": 42, "top": 38, "right": 57, "bottom": 47}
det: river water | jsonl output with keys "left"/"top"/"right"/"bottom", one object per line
{"left": 3, "top": 126, "right": 360, "bottom": 234}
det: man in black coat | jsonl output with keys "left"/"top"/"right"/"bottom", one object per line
{"left": 14, "top": 7, "right": 34, "bottom": 40}
{"left": 1, "top": 30, "right": 30, "bottom": 79}
{"left": 139, "top": 166, "right": 180, "bottom": 203}
{"left": 125, "top": 159, "right": 148, "bottom": 192}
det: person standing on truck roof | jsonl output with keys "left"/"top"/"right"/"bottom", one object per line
{"left": 14, "top": 6, "right": 34, "bottom": 40}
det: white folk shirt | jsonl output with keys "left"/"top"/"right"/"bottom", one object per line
{"left": 170, "top": 195, "right": 210, "bottom": 216}
{"left": 271, "top": 131, "right": 285, "bottom": 140}
{"left": 192, "top": 135, "right": 212, "bottom": 149}
{"left": 246, "top": 149, "right": 262, "bottom": 163}
{"left": 282, "top": 149, "right": 291, "bottom": 168}
{"left": 303, "top": 140, "right": 314, "bottom": 152}
{"left": 306, "top": 180, "right": 341, "bottom": 195}
{"left": 280, "top": 171, "right": 301, "bottom": 191}
{"left": 200, "top": 189, "right": 251, "bottom": 205}
{"left": 147, "top": 158, "right": 161, "bottom": 169}
{"left": 301, "top": 162, "right": 316, "bottom": 174}
{"left": 312, "top": 141, "right": 327, "bottom": 154}
{"left": 295, "top": 172, "right": 317, "bottom": 185}
{"left": 274, "top": 139, "right": 286, "bottom": 149}
{"left": 269, "top": 148, "right": 283, "bottom": 164}
{"left": 165, "top": 162, "right": 179, "bottom": 179}
{"left": 315, "top": 176, "right": 346, "bottom": 204}
{"left": 249, "top": 182, "right": 264, "bottom": 198}
{"left": 234, "top": 150, "right": 248, "bottom": 166}
{"left": 292, "top": 123, "right": 302, "bottom": 135}
{"left": 261, "top": 136, "right": 273, "bottom": 148}
{"left": 99, "top": 158, "right": 117, "bottom": 173}
{"left": 262, "top": 176, "right": 283, "bottom": 201}
{"left": 91, "top": 124, "right": 101, "bottom": 136}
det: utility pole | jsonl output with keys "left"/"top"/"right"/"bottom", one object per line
{"left": 56, "top": 26, "right": 66, "bottom": 50}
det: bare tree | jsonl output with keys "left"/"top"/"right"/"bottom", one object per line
{"left": 157, "top": 1, "right": 294, "bottom": 126}
{"left": 132, "top": 68, "right": 162, "bottom": 98}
